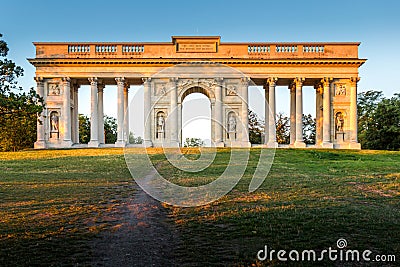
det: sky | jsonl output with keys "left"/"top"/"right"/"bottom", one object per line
{"left": 2, "top": 0, "right": 399, "bottom": 141}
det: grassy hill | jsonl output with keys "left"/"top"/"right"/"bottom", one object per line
{"left": 0, "top": 148, "right": 399, "bottom": 266}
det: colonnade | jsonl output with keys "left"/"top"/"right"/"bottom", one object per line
{"left": 263, "top": 77, "right": 359, "bottom": 148}
{"left": 37, "top": 77, "right": 131, "bottom": 148}
{"left": 35, "top": 75, "right": 359, "bottom": 149}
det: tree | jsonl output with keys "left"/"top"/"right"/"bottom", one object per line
{"left": 0, "top": 34, "right": 44, "bottom": 151}
{"left": 104, "top": 115, "right": 117, "bottom": 144}
{"left": 78, "top": 114, "right": 90, "bottom": 144}
{"left": 248, "top": 109, "right": 264, "bottom": 144}
{"left": 275, "top": 112, "right": 290, "bottom": 144}
{"left": 357, "top": 90, "right": 384, "bottom": 148}
{"left": 129, "top": 132, "right": 143, "bottom": 144}
{"left": 184, "top": 137, "right": 205, "bottom": 147}
{"left": 358, "top": 92, "right": 400, "bottom": 150}
{"left": 302, "top": 114, "right": 316, "bottom": 144}
{"left": 79, "top": 115, "right": 118, "bottom": 144}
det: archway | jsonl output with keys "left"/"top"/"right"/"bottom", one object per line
{"left": 181, "top": 91, "right": 212, "bottom": 147}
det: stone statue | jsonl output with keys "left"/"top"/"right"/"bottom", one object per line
{"left": 157, "top": 113, "right": 165, "bottom": 134}
{"left": 335, "top": 112, "right": 344, "bottom": 132}
{"left": 228, "top": 113, "right": 236, "bottom": 132}
{"left": 50, "top": 112, "right": 59, "bottom": 132}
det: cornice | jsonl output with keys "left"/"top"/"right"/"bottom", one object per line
{"left": 28, "top": 58, "right": 367, "bottom": 67}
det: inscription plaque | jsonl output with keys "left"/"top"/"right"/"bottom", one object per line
{"left": 177, "top": 43, "right": 217, "bottom": 53}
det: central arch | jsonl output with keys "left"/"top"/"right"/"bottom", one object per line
{"left": 180, "top": 87, "right": 213, "bottom": 147}
{"left": 179, "top": 84, "right": 215, "bottom": 103}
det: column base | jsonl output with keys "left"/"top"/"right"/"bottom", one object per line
{"left": 314, "top": 141, "right": 323, "bottom": 148}
{"left": 34, "top": 141, "right": 47, "bottom": 149}
{"left": 266, "top": 141, "right": 278, "bottom": 148}
{"left": 143, "top": 140, "right": 153, "bottom": 147}
{"left": 321, "top": 142, "right": 334, "bottom": 149}
{"left": 241, "top": 141, "right": 252, "bottom": 148}
{"left": 226, "top": 141, "right": 251, "bottom": 148}
{"left": 166, "top": 141, "right": 180, "bottom": 148}
{"left": 88, "top": 140, "right": 100, "bottom": 147}
{"left": 62, "top": 140, "right": 73, "bottom": 148}
{"left": 294, "top": 141, "right": 306, "bottom": 148}
{"left": 348, "top": 142, "right": 361, "bottom": 150}
{"left": 114, "top": 141, "right": 126, "bottom": 148}
{"left": 214, "top": 141, "right": 225, "bottom": 148}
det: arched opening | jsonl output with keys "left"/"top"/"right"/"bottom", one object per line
{"left": 181, "top": 92, "right": 212, "bottom": 147}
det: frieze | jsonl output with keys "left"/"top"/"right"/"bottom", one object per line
{"left": 48, "top": 83, "right": 60, "bottom": 96}
{"left": 177, "top": 78, "right": 219, "bottom": 90}
{"left": 226, "top": 84, "right": 237, "bottom": 96}
{"left": 335, "top": 84, "right": 347, "bottom": 96}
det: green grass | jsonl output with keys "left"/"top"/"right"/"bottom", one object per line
{"left": 0, "top": 148, "right": 399, "bottom": 266}
{"left": 0, "top": 149, "right": 133, "bottom": 266}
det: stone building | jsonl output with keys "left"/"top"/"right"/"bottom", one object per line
{"left": 29, "top": 36, "right": 366, "bottom": 149}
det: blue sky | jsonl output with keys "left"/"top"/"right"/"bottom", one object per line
{"left": 1, "top": 0, "right": 399, "bottom": 139}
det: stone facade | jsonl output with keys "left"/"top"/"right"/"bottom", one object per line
{"left": 29, "top": 36, "right": 366, "bottom": 149}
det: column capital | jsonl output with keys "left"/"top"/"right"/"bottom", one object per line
{"left": 288, "top": 82, "right": 296, "bottom": 92}
{"left": 61, "top": 77, "right": 71, "bottom": 84}
{"left": 142, "top": 77, "right": 151, "bottom": 84}
{"left": 88, "top": 77, "right": 98, "bottom": 85}
{"left": 97, "top": 83, "right": 105, "bottom": 92}
{"left": 124, "top": 82, "right": 130, "bottom": 90}
{"left": 71, "top": 79, "right": 80, "bottom": 89}
{"left": 294, "top": 77, "right": 305, "bottom": 87}
{"left": 168, "top": 77, "right": 178, "bottom": 87}
{"left": 214, "top": 77, "right": 224, "bottom": 83}
{"left": 350, "top": 77, "right": 360, "bottom": 86}
{"left": 34, "top": 76, "right": 44, "bottom": 83}
{"left": 115, "top": 77, "right": 125, "bottom": 86}
{"left": 314, "top": 83, "right": 323, "bottom": 94}
{"left": 321, "top": 77, "right": 333, "bottom": 87}
{"left": 266, "top": 77, "right": 278, "bottom": 87}
{"left": 240, "top": 77, "right": 250, "bottom": 86}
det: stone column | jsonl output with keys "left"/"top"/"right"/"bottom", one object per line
{"left": 178, "top": 102, "right": 182, "bottom": 146}
{"left": 322, "top": 77, "right": 333, "bottom": 148}
{"left": 115, "top": 77, "right": 125, "bottom": 147}
{"left": 267, "top": 77, "right": 278, "bottom": 148}
{"left": 73, "top": 84, "right": 80, "bottom": 144}
{"left": 289, "top": 83, "right": 296, "bottom": 146}
{"left": 211, "top": 101, "right": 215, "bottom": 144}
{"left": 349, "top": 77, "right": 361, "bottom": 149}
{"left": 62, "top": 77, "right": 73, "bottom": 147}
{"left": 294, "top": 77, "right": 306, "bottom": 148}
{"left": 214, "top": 78, "right": 224, "bottom": 146}
{"left": 88, "top": 77, "right": 99, "bottom": 147}
{"left": 263, "top": 84, "right": 269, "bottom": 145}
{"left": 34, "top": 77, "right": 46, "bottom": 148}
{"left": 315, "top": 84, "right": 323, "bottom": 146}
{"left": 169, "top": 78, "right": 179, "bottom": 146}
{"left": 124, "top": 83, "right": 130, "bottom": 143}
{"left": 241, "top": 77, "right": 250, "bottom": 146}
{"left": 143, "top": 78, "right": 153, "bottom": 147}
{"left": 97, "top": 83, "right": 105, "bottom": 144}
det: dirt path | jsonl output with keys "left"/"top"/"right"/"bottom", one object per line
{"left": 90, "top": 182, "right": 180, "bottom": 267}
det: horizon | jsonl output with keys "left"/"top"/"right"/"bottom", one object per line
{"left": 2, "top": 0, "right": 399, "bottom": 140}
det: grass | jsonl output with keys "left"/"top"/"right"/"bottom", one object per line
{"left": 0, "top": 149, "right": 133, "bottom": 266}
{"left": 0, "top": 148, "right": 399, "bottom": 266}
